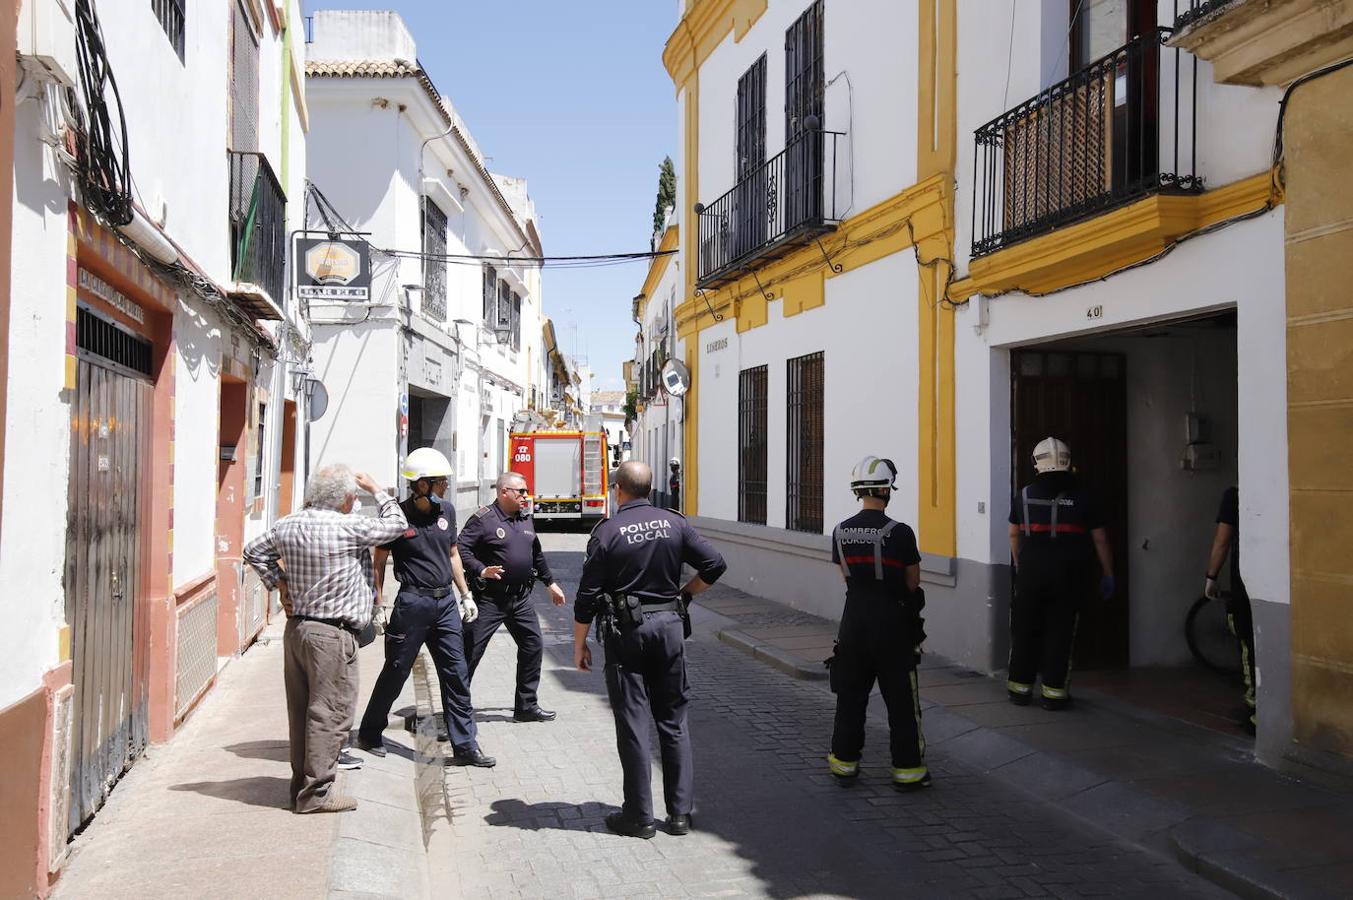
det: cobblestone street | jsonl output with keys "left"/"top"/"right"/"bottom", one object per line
{"left": 431, "top": 532, "right": 1227, "bottom": 899}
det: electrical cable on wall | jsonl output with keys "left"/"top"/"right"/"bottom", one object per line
{"left": 73, "top": 0, "right": 133, "bottom": 226}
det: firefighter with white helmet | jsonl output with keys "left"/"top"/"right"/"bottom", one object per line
{"left": 826, "top": 455, "right": 930, "bottom": 791}
{"left": 356, "top": 447, "right": 496, "bottom": 767}
{"left": 1007, "top": 436, "right": 1114, "bottom": 710}
{"left": 668, "top": 457, "right": 682, "bottom": 512}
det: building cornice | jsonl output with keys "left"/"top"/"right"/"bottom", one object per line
{"left": 662, "top": 0, "right": 768, "bottom": 88}
{"left": 1167, "top": 0, "right": 1353, "bottom": 86}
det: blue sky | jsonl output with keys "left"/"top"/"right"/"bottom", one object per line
{"left": 305, "top": 1, "right": 678, "bottom": 392}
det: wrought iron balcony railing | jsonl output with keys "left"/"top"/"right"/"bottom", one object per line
{"left": 229, "top": 150, "right": 287, "bottom": 309}
{"left": 1174, "top": 0, "right": 1240, "bottom": 31}
{"left": 696, "top": 129, "right": 844, "bottom": 287}
{"left": 971, "top": 29, "right": 1201, "bottom": 257}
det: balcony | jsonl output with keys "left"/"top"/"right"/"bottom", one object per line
{"left": 696, "top": 129, "right": 845, "bottom": 288}
{"left": 971, "top": 29, "right": 1201, "bottom": 258}
{"left": 228, "top": 151, "right": 287, "bottom": 315}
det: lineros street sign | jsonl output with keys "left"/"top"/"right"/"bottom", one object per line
{"left": 296, "top": 237, "right": 372, "bottom": 302}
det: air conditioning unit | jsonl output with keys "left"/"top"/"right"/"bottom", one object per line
{"left": 19, "top": 0, "right": 77, "bottom": 88}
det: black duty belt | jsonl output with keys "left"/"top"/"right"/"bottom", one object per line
{"left": 477, "top": 583, "right": 532, "bottom": 601}
{"left": 400, "top": 585, "right": 455, "bottom": 599}
{"left": 291, "top": 614, "right": 360, "bottom": 636}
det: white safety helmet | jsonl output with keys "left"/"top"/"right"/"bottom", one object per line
{"left": 1032, "top": 437, "right": 1072, "bottom": 474}
{"left": 850, "top": 455, "right": 898, "bottom": 495}
{"left": 401, "top": 447, "right": 453, "bottom": 481}
{"left": 670, "top": 457, "right": 681, "bottom": 467}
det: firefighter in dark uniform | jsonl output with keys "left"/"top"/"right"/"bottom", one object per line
{"left": 355, "top": 449, "right": 495, "bottom": 767}
{"left": 573, "top": 460, "right": 726, "bottom": 840}
{"left": 1204, "top": 485, "right": 1256, "bottom": 734}
{"left": 457, "top": 471, "right": 567, "bottom": 722}
{"left": 1007, "top": 437, "right": 1115, "bottom": 709}
{"left": 827, "top": 456, "right": 930, "bottom": 791}
{"left": 668, "top": 457, "right": 681, "bottom": 511}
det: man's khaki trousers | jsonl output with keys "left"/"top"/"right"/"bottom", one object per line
{"left": 283, "top": 618, "right": 358, "bottom": 812}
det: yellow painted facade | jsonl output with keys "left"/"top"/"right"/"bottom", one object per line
{"left": 666, "top": 0, "right": 960, "bottom": 548}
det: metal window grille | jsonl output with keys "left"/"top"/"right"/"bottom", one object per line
{"left": 496, "top": 279, "right": 512, "bottom": 341}
{"left": 228, "top": 151, "right": 286, "bottom": 305}
{"left": 421, "top": 198, "right": 448, "bottom": 321}
{"left": 734, "top": 55, "right": 768, "bottom": 262}
{"left": 786, "top": 351, "right": 824, "bottom": 533}
{"left": 253, "top": 402, "right": 265, "bottom": 498}
{"left": 785, "top": 1, "right": 824, "bottom": 141}
{"left": 230, "top": 1, "right": 259, "bottom": 153}
{"left": 151, "top": 0, "right": 185, "bottom": 61}
{"left": 482, "top": 264, "right": 496, "bottom": 323}
{"left": 739, "top": 366, "right": 768, "bottom": 525}
{"left": 511, "top": 292, "right": 522, "bottom": 351}
{"left": 76, "top": 307, "right": 153, "bottom": 377}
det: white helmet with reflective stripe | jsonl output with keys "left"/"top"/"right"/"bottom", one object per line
{"left": 850, "top": 455, "right": 898, "bottom": 493}
{"left": 1032, "top": 437, "right": 1071, "bottom": 473}
{"left": 670, "top": 457, "right": 680, "bottom": 467}
{"left": 401, "top": 447, "right": 453, "bottom": 481}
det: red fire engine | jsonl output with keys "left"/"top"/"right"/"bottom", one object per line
{"left": 509, "top": 429, "right": 609, "bottom": 522}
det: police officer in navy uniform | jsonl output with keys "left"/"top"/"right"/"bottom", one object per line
{"left": 573, "top": 461, "right": 726, "bottom": 839}
{"left": 457, "top": 471, "right": 567, "bottom": 722}
{"left": 827, "top": 456, "right": 931, "bottom": 791}
{"left": 1007, "top": 437, "right": 1114, "bottom": 710}
{"left": 355, "top": 449, "right": 495, "bottom": 767}
{"left": 1204, "top": 485, "right": 1255, "bottom": 734}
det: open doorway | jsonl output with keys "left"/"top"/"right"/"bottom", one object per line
{"left": 1009, "top": 310, "right": 1245, "bottom": 734}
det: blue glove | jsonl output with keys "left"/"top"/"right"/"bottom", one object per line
{"left": 1100, "top": 575, "right": 1115, "bottom": 600}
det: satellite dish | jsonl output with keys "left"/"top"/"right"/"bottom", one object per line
{"left": 661, "top": 359, "right": 691, "bottom": 397}
{"left": 305, "top": 378, "right": 329, "bottom": 422}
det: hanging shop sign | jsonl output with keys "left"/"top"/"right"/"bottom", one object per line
{"left": 296, "top": 237, "right": 372, "bottom": 302}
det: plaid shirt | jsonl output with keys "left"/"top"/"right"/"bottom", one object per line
{"left": 243, "top": 492, "right": 408, "bottom": 629}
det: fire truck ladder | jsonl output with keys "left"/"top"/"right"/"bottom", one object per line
{"left": 582, "top": 434, "right": 606, "bottom": 496}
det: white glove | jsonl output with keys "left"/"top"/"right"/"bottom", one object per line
{"left": 1204, "top": 576, "right": 1220, "bottom": 600}
{"left": 459, "top": 595, "right": 479, "bottom": 623}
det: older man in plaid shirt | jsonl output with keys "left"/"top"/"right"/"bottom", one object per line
{"left": 244, "top": 464, "right": 407, "bottom": 813}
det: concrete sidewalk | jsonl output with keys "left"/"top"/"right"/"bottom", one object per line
{"left": 694, "top": 585, "right": 1353, "bottom": 900}
{"left": 54, "top": 620, "right": 430, "bottom": 900}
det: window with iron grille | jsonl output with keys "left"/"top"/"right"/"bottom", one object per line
{"left": 230, "top": 1, "right": 259, "bottom": 152}
{"left": 510, "top": 292, "right": 522, "bottom": 351}
{"left": 76, "top": 307, "right": 153, "bottom": 378}
{"left": 496, "top": 279, "right": 512, "bottom": 341}
{"left": 254, "top": 402, "right": 266, "bottom": 498}
{"left": 737, "top": 55, "right": 767, "bottom": 175}
{"left": 739, "top": 366, "right": 768, "bottom": 525}
{"left": 152, "top": 0, "right": 186, "bottom": 62}
{"left": 785, "top": 1, "right": 824, "bottom": 141}
{"left": 786, "top": 351, "right": 824, "bottom": 533}
{"left": 421, "top": 199, "right": 447, "bottom": 321}
{"left": 482, "top": 264, "right": 496, "bottom": 323}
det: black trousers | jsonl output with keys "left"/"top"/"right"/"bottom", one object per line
{"left": 1009, "top": 552, "right": 1083, "bottom": 697}
{"left": 604, "top": 611, "right": 691, "bottom": 822}
{"left": 1228, "top": 578, "right": 1256, "bottom": 723}
{"left": 830, "top": 596, "right": 925, "bottom": 771}
{"left": 465, "top": 591, "right": 544, "bottom": 713}
{"left": 358, "top": 590, "right": 478, "bottom": 752}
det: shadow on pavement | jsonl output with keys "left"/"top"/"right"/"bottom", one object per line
{"left": 485, "top": 798, "right": 619, "bottom": 831}
{"left": 223, "top": 740, "right": 290, "bottom": 762}
{"left": 168, "top": 775, "right": 291, "bottom": 809}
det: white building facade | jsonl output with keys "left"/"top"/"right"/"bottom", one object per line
{"left": 4, "top": 1, "right": 311, "bottom": 891}
{"left": 304, "top": 11, "right": 549, "bottom": 522}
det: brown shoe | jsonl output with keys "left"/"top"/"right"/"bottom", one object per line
{"left": 296, "top": 792, "right": 358, "bottom": 814}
